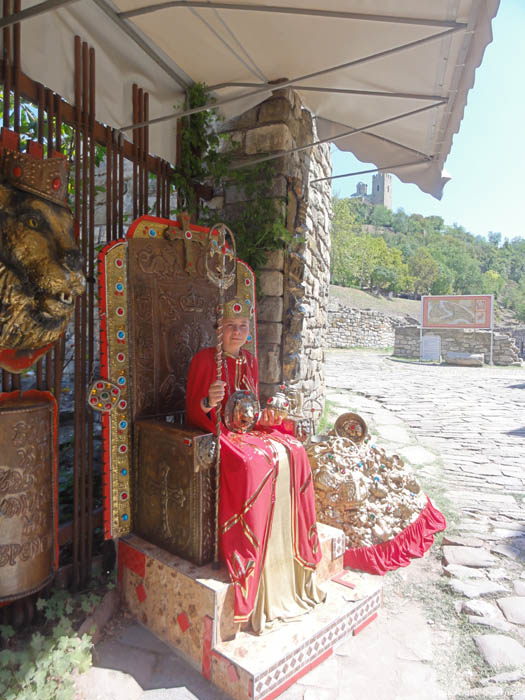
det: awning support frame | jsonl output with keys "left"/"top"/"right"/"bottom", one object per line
{"left": 0, "top": 0, "right": 79, "bottom": 29}
{"left": 119, "top": 2, "right": 467, "bottom": 30}
{"left": 309, "top": 159, "right": 431, "bottom": 184}
{"left": 118, "top": 26, "right": 461, "bottom": 132}
{"left": 91, "top": 0, "right": 189, "bottom": 89}
{"left": 233, "top": 100, "right": 446, "bottom": 170}
{"left": 208, "top": 82, "right": 446, "bottom": 101}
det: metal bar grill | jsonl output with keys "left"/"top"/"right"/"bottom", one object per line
{"left": 110, "top": 130, "right": 116, "bottom": 241}
{"left": 0, "top": 13, "right": 175, "bottom": 603}
{"left": 3, "top": 0, "right": 11, "bottom": 130}
{"left": 86, "top": 45, "right": 96, "bottom": 575}
{"left": 72, "top": 33, "right": 82, "bottom": 590}
{"left": 12, "top": 0, "right": 19, "bottom": 131}
{"left": 132, "top": 83, "right": 138, "bottom": 220}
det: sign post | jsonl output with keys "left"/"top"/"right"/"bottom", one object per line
{"left": 420, "top": 295, "right": 494, "bottom": 363}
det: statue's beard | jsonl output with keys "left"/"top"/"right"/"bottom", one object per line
{"left": 0, "top": 262, "right": 73, "bottom": 349}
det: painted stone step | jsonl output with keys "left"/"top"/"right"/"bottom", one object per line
{"left": 118, "top": 521, "right": 346, "bottom": 670}
{"left": 211, "top": 573, "right": 382, "bottom": 700}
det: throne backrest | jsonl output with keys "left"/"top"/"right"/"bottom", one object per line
{"left": 97, "top": 215, "right": 256, "bottom": 540}
{"left": 127, "top": 235, "right": 217, "bottom": 420}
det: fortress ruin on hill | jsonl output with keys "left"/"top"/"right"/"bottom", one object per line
{"left": 351, "top": 172, "right": 392, "bottom": 210}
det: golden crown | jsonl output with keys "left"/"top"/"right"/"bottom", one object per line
{"left": 0, "top": 128, "right": 69, "bottom": 208}
{"left": 224, "top": 296, "right": 254, "bottom": 320}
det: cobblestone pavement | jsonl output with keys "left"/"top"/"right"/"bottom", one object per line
{"left": 321, "top": 350, "right": 525, "bottom": 700}
{"left": 81, "top": 350, "right": 525, "bottom": 700}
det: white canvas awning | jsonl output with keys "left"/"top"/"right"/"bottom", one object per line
{"left": 11, "top": 0, "right": 499, "bottom": 198}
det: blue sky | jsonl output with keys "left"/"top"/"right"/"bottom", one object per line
{"left": 331, "top": 1, "right": 523, "bottom": 241}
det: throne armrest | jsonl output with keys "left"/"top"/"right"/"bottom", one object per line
{"left": 133, "top": 418, "right": 216, "bottom": 565}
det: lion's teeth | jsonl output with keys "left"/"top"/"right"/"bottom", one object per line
{"left": 60, "top": 292, "right": 73, "bottom": 305}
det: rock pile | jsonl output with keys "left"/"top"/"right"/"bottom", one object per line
{"left": 308, "top": 434, "right": 427, "bottom": 548}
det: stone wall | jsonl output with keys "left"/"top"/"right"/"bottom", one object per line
{"left": 394, "top": 326, "right": 522, "bottom": 365}
{"left": 210, "top": 89, "right": 332, "bottom": 414}
{"left": 327, "top": 299, "right": 411, "bottom": 349}
{"left": 499, "top": 327, "right": 525, "bottom": 359}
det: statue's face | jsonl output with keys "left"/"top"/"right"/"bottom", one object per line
{"left": 225, "top": 390, "right": 260, "bottom": 433}
{"left": 0, "top": 184, "right": 85, "bottom": 355}
{"left": 223, "top": 318, "right": 250, "bottom": 355}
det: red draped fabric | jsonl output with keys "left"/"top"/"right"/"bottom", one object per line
{"left": 343, "top": 497, "right": 446, "bottom": 575}
{"left": 186, "top": 347, "right": 321, "bottom": 622}
{"left": 0, "top": 343, "right": 52, "bottom": 372}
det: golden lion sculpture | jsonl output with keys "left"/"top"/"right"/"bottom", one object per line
{"left": 0, "top": 135, "right": 85, "bottom": 372}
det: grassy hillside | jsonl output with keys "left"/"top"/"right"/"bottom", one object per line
{"left": 330, "top": 285, "right": 521, "bottom": 326}
{"left": 330, "top": 285, "right": 420, "bottom": 319}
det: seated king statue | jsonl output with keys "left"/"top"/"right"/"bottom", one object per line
{"left": 186, "top": 296, "right": 326, "bottom": 633}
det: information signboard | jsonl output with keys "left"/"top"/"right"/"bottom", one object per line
{"left": 421, "top": 295, "right": 493, "bottom": 329}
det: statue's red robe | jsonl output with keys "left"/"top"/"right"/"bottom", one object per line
{"left": 186, "top": 347, "right": 321, "bottom": 623}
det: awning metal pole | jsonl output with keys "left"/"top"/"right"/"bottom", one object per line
{"left": 120, "top": 2, "right": 467, "bottom": 30}
{"left": 0, "top": 0, "right": 79, "bottom": 29}
{"left": 309, "top": 159, "right": 430, "bottom": 184}
{"left": 208, "top": 82, "right": 446, "bottom": 102}
{"left": 233, "top": 101, "right": 446, "bottom": 169}
{"left": 91, "top": 0, "right": 188, "bottom": 89}
{"left": 118, "top": 27, "right": 461, "bottom": 132}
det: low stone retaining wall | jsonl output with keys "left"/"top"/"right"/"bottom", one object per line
{"left": 394, "top": 326, "right": 522, "bottom": 365}
{"left": 327, "top": 299, "right": 412, "bottom": 349}
{"left": 499, "top": 327, "right": 525, "bottom": 359}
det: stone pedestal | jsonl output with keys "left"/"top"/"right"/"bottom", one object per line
{"left": 118, "top": 522, "right": 382, "bottom": 700}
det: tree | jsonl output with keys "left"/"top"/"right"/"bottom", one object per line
{"left": 408, "top": 248, "right": 439, "bottom": 297}
{"left": 330, "top": 196, "right": 361, "bottom": 286}
{"left": 370, "top": 205, "right": 392, "bottom": 230}
{"left": 391, "top": 208, "right": 408, "bottom": 233}
{"left": 431, "top": 264, "right": 454, "bottom": 295}
{"left": 371, "top": 266, "right": 402, "bottom": 294}
{"left": 423, "top": 216, "right": 445, "bottom": 235}
{"left": 488, "top": 231, "right": 502, "bottom": 247}
{"left": 482, "top": 270, "right": 504, "bottom": 297}
{"left": 407, "top": 214, "right": 424, "bottom": 235}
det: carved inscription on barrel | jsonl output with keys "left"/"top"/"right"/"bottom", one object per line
{"left": 0, "top": 398, "right": 55, "bottom": 601}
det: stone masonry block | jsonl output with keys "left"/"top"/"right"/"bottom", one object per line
{"left": 224, "top": 184, "right": 247, "bottom": 204}
{"left": 257, "top": 296, "right": 283, "bottom": 322}
{"left": 258, "top": 322, "right": 283, "bottom": 345}
{"left": 259, "top": 270, "right": 284, "bottom": 296}
{"left": 221, "top": 106, "right": 259, "bottom": 131}
{"left": 259, "top": 249, "right": 285, "bottom": 271}
{"left": 258, "top": 345, "right": 281, "bottom": 384}
{"left": 258, "top": 97, "right": 293, "bottom": 124}
{"left": 245, "top": 124, "right": 293, "bottom": 155}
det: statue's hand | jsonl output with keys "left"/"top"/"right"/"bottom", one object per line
{"left": 259, "top": 407, "right": 281, "bottom": 427}
{"left": 208, "top": 380, "right": 226, "bottom": 408}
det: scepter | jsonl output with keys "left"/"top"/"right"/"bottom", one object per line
{"left": 205, "top": 223, "right": 236, "bottom": 568}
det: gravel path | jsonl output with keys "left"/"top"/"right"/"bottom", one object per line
{"left": 81, "top": 350, "right": 525, "bottom": 700}
{"left": 318, "top": 350, "right": 525, "bottom": 699}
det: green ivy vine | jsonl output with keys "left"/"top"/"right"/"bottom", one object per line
{"left": 172, "top": 82, "right": 230, "bottom": 214}
{"left": 174, "top": 82, "right": 292, "bottom": 272}
{"left": 0, "top": 590, "right": 99, "bottom": 700}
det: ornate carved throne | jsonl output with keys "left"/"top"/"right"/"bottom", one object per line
{"left": 97, "top": 216, "right": 382, "bottom": 700}
{"left": 97, "top": 215, "right": 256, "bottom": 565}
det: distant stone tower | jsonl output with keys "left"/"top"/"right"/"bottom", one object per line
{"left": 355, "top": 181, "right": 368, "bottom": 197}
{"left": 370, "top": 172, "right": 392, "bottom": 210}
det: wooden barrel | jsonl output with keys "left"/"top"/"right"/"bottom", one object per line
{"left": 0, "top": 393, "right": 57, "bottom": 602}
